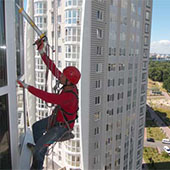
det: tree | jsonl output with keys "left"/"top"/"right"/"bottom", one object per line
{"left": 163, "top": 77, "right": 170, "bottom": 92}
{"left": 149, "top": 68, "right": 163, "bottom": 82}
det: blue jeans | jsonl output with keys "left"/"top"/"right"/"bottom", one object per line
{"left": 32, "top": 116, "right": 68, "bottom": 170}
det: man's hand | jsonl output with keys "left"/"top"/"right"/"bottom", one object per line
{"left": 17, "top": 80, "right": 28, "bottom": 88}
{"left": 34, "top": 37, "right": 47, "bottom": 55}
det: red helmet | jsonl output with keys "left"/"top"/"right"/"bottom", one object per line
{"left": 63, "top": 66, "right": 81, "bottom": 85}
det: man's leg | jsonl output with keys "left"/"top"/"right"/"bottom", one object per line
{"left": 32, "top": 125, "right": 68, "bottom": 170}
{"left": 32, "top": 116, "right": 49, "bottom": 143}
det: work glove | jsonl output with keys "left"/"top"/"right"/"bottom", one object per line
{"left": 34, "top": 37, "right": 47, "bottom": 55}
{"left": 17, "top": 80, "right": 29, "bottom": 89}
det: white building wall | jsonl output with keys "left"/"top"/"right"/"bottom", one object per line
{"left": 80, "top": 0, "right": 152, "bottom": 170}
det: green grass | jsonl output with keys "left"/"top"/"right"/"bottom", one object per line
{"left": 146, "top": 111, "right": 167, "bottom": 141}
{"left": 143, "top": 147, "right": 170, "bottom": 170}
{"left": 146, "top": 120, "right": 167, "bottom": 140}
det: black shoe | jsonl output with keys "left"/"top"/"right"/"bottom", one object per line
{"left": 27, "top": 142, "right": 35, "bottom": 153}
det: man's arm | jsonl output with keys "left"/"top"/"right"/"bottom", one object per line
{"left": 27, "top": 85, "right": 73, "bottom": 107}
{"left": 41, "top": 53, "right": 61, "bottom": 79}
{"left": 35, "top": 38, "right": 61, "bottom": 79}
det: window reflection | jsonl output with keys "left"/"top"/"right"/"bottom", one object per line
{"left": 0, "top": 94, "right": 12, "bottom": 169}
{"left": 0, "top": 0, "right": 7, "bottom": 87}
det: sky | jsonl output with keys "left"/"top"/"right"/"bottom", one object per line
{"left": 150, "top": 0, "right": 170, "bottom": 54}
{"left": 24, "top": 0, "right": 170, "bottom": 54}
{"left": 24, "top": 0, "right": 27, "bottom": 10}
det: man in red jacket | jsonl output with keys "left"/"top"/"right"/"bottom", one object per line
{"left": 17, "top": 39, "right": 81, "bottom": 170}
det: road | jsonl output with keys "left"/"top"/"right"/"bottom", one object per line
{"left": 144, "top": 140, "right": 170, "bottom": 152}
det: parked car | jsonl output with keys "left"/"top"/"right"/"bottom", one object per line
{"left": 163, "top": 146, "right": 170, "bottom": 154}
{"left": 162, "top": 139, "right": 170, "bottom": 144}
{"left": 147, "top": 138, "right": 155, "bottom": 142}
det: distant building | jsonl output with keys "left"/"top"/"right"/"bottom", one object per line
{"left": 150, "top": 53, "right": 170, "bottom": 61}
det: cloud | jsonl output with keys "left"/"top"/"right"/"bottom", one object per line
{"left": 150, "top": 40, "right": 170, "bottom": 54}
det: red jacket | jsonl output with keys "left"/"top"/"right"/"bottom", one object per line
{"left": 28, "top": 53, "right": 78, "bottom": 129}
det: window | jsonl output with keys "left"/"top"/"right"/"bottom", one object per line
{"left": 65, "top": 61, "right": 77, "bottom": 67}
{"left": 34, "top": 16, "right": 43, "bottom": 28}
{"left": 94, "top": 112, "right": 100, "bottom": 121}
{"left": 58, "top": 0, "right": 61, "bottom": 7}
{"left": 65, "top": 27, "right": 80, "bottom": 42}
{"left": 119, "top": 64, "right": 125, "bottom": 71}
{"left": 65, "top": 9, "right": 80, "bottom": 24}
{"left": 107, "top": 109, "right": 114, "bottom": 116}
{"left": 118, "top": 78, "right": 124, "bottom": 86}
{"left": 34, "top": 1, "right": 47, "bottom": 14}
{"left": 108, "top": 79, "right": 114, "bottom": 87}
{"left": 65, "top": 44, "right": 79, "bottom": 58}
{"left": 141, "top": 84, "right": 146, "bottom": 93}
{"left": 139, "top": 107, "right": 144, "bottom": 116}
{"left": 127, "top": 90, "right": 132, "bottom": 97}
{"left": 128, "top": 63, "right": 133, "bottom": 70}
{"left": 106, "top": 123, "right": 113, "bottom": 131}
{"left": 109, "top": 47, "right": 116, "bottom": 56}
{"left": 139, "top": 117, "right": 144, "bottom": 127}
{"left": 95, "top": 80, "right": 101, "bottom": 89}
{"left": 94, "top": 127, "right": 100, "bottom": 135}
{"left": 58, "top": 46, "right": 62, "bottom": 53}
{"left": 94, "top": 141, "right": 100, "bottom": 149}
{"left": 126, "top": 103, "right": 131, "bottom": 111}
{"left": 95, "top": 96, "right": 101, "bottom": 105}
{"left": 97, "top": 46, "right": 103, "bottom": 55}
{"left": 145, "top": 23, "right": 149, "bottom": 33}
{"left": 117, "top": 92, "right": 123, "bottom": 100}
{"left": 145, "top": 11, "right": 150, "bottom": 20}
{"left": 0, "top": 1, "right": 7, "bottom": 87}
{"left": 117, "top": 106, "right": 123, "bottom": 114}
{"left": 97, "top": 10, "right": 103, "bottom": 21}
{"left": 96, "top": 28, "right": 103, "bottom": 39}
{"left": 140, "top": 95, "right": 145, "bottom": 104}
{"left": 108, "top": 64, "right": 116, "bottom": 71}
{"left": 96, "top": 63, "right": 102, "bottom": 73}
{"left": 58, "top": 60, "right": 62, "bottom": 67}
{"left": 128, "top": 77, "right": 132, "bottom": 84}
{"left": 144, "top": 36, "right": 149, "bottom": 45}
{"left": 58, "top": 15, "right": 61, "bottom": 23}
{"left": 107, "top": 94, "right": 114, "bottom": 102}
{"left": 143, "top": 48, "right": 148, "bottom": 58}
{"left": 106, "top": 137, "right": 112, "bottom": 145}
{"left": 143, "top": 61, "right": 147, "bottom": 70}
{"left": 0, "top": 94, "right": 11, "bottom": 169}
{"left": 65, "top": 0, "right": 81, "bottom": 6}
{"left": 141, "top": 76, "right": 146, "bottom": 87}
{"left": 146, "top": 0, "right": 151, "bottom": 7}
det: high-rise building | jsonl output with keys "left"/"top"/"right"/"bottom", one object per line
{"left": 80, "top": 1, "right": 152, "bottom": 170}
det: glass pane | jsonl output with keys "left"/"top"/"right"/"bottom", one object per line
{"left": 17, "top": 86, "right": 25, "bottom": 142}
{"left": 15, "top": 0, "right": 22, "bottom": 76}
{"left": 0, "top": 0, "right": 7, "bottom": 87}
{"left": 0, "top": 94, "right": 12, "bottom": 169}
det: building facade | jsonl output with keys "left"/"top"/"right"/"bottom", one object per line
{"left": 80, "top": 0, "right": 152, "bottom": 170}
